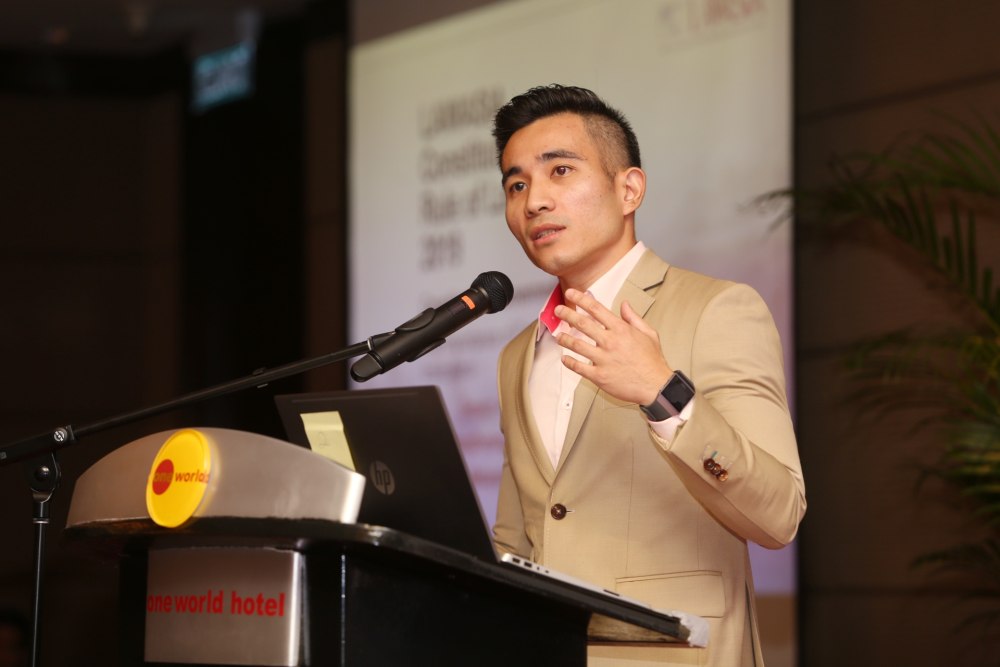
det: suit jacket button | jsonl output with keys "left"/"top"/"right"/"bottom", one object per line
{"left": 550, "top": 503, "right": 567, "bottom": 520}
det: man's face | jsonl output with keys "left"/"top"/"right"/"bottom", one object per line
{"left": 500, "top": 113, "right": 640, "bottom": 290}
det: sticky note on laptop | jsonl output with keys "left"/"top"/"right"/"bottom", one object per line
{"left": 299, "top": 411, "right": 356, "bottom": 471}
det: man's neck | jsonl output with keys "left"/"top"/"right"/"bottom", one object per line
{"left": 558, "top": 241, "right": 646, "bottom": 294}
{"left": 558, "top": 226, "right": 638, "bottom": 292}
{"left": 558, "top": 254, "right": 632, "bottom": 293}
{"left": 558, "top": 258, "right": 622, "bottom": 293}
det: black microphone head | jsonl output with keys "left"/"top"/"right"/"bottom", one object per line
{"left": 472, "top": 271, "right": 514, "bottom": 313}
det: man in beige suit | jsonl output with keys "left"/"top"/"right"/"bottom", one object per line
{"left": 491, "top": 85, "right": 806, "bottom": 666}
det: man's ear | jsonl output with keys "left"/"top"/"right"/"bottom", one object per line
{"left": 621, "top": 167, "right": 646, "bottom": 215}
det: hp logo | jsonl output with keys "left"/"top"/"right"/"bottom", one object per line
{"left": 368, "top": 460, "right": 396, "bottom": 495}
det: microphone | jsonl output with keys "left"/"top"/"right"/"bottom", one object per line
{"left": 350, "top": 271, "right": 514, "bottom": 382}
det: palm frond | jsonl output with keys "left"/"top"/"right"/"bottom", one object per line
{"left": 774, "top": 114, "right": 1000, "bottom": 637}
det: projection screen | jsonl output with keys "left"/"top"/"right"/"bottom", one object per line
{"left": 349, "top": 0, "right": 793, "bottom": 609}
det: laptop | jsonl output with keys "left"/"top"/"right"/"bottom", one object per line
{"left": 274, "top": 386, "right": 708, "bottom": 646}
{"left": 274, "top": 385, "right": 497, "bottom": 561}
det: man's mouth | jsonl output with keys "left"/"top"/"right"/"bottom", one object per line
{"left": 531, "top": 226, "right": 563, "bottom": 242}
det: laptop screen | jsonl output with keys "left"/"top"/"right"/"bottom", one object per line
{"left": 275, "top": 386, "right": 497, "bottom": 562}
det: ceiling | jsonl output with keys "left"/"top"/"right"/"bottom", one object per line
{"left": 0, "top": 0, "right": 311, "bottom": 56}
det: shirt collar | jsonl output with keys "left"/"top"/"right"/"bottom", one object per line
{"left": 535, "top": 241, "right": 647, "bottom": 341}
{"left": 538, "top": 287, "right": 564, "bottom": 336}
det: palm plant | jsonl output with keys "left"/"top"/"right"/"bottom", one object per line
{"left": 766, "top": 116, "right": 1000, "bottom": 632}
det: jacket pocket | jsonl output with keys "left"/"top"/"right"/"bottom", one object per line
{"left": 615, "top": 570, "right": 726, "bottom": 618}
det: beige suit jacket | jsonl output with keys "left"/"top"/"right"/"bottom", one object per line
{"left": 493, "top": 250, "right": 806, "bottom": 666}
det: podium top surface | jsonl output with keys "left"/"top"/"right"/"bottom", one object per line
{"left": 66, "top": 427, "right": 366, "bottom": 529}
{"left": 65, "top": 427, "right": 703, "bottom": 648}
{"left": 67, "top": 515, "right": 696, "bottom": 646}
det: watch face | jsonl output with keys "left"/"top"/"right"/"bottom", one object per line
{"left": 663, "top": 372, "right": 695, "bottom": 413}
{"left": 640, "top": 371, "right": 695, "bottom": 421}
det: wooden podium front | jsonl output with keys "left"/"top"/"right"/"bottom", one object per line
{"left": 65, "top": 429, "right": 695, "bottom": 666}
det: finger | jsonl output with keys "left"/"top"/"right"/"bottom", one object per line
{"left": 554, "top": 303, "right": 605, "bottom": 340}
{"left": 561, "top": 353, "right": 595, "bottom": 379}
{"left": 564, "top": 288, "right": 619, "bottom": 328}
{"left": 556, "top": 332, "right": 597, "bottom": 358}
{"left": 620, "top": 300, "right": 658, "bottom": 339}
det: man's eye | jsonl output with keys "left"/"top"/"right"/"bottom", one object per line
{"left": 554, "top": 165, "right": 571, "bottom": 176}
{"left": 509, "top": 182, "right": 526, "bottom": 194}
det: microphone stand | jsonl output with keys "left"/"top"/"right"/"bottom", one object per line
{"left": 0, "top": 337, "right": 384, "bottom": 667}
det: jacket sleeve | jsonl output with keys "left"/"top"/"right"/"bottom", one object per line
{"left": 653, "top": 282, "right": 806, "bottom": 549}
{"left": 491, "top": 350, "right": 533, "bottom": 557}
{"left": 492, "top": 444, "right": 532, "bottom": 556}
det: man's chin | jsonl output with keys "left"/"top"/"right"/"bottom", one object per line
{"left": 529, "top": 256, "right": 566, "bottom": 278}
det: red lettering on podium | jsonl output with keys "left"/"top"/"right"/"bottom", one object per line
{"left": 147, "top": 590, "right": 285, "bottom": 616}
{"left": 230, "top": 591, "right": 286, "bottom": 616}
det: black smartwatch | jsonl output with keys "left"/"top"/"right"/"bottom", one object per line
{"left": 639, "top": 370, "right": 695, "bottom": 421}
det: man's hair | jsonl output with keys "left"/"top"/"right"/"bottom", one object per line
{"left": 492, "top": 84, "right": 641, "bottom": 174}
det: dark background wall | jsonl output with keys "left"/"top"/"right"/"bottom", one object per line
{"left": 0, "top": 0, "right": 997, "bottom": 664}
{"left": 795, "top": 3, "right": 1000, "bottom": 666}
{"left": 0, "top": 7, "right": 346, "bottom": 664}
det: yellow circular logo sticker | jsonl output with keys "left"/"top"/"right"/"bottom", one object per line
{"left": 146, "top": 429, "right": 213, "bottom": 528}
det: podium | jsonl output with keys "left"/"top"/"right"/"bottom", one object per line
{"left": 66, "top": 428, "right": 697, "bottom": 666}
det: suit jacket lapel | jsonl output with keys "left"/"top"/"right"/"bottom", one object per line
{"left": 613, "top": 249, "right": 668, "bottom": 318}
{"left": 511, "top": 325, "right": 558, "bottom": 484}
{"left": 558, "top": 377, "right": 598, "bottom": 473}
{"left": 556, "top": 250, "right": 671, "bottom": 473}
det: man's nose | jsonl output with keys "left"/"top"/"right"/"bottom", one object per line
{"left": 525, "top": 183, "right": 553, "bottom": 216}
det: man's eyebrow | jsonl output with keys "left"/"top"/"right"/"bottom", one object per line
{"left": 501, "top": 165, "right": 522, "bottom": 186}
{"left": 541, "top": 149, "right": 584, "bottom": 162}
{"left": 501, "top": 150, "right": 585, "bottom": 186}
